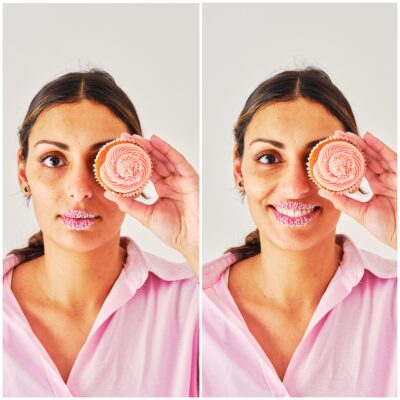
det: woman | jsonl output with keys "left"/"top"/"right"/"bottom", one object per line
{"left": 202, "top": 68, "right": 396, "bottom": 396}
{"left": 4, "top": 70, "right": 199, "bottom": 396}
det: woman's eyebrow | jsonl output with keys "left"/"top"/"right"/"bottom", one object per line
{"left": 249, "top": 139, "right": 284, "bottom": 148}
{"left": 34, "top": 140, "right": 69, "bottom": 150}
{"left": 249, "top": 137, "right": 328, "bottom": 149}
{"left": 34, "top": 139, "right": 113, "bottom": 151}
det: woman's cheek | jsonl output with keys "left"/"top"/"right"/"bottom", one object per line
{"left": 323, "top": 200, "right": 341, "bottom": 219}
{"left": 35, "top": 174, "right": 58, "bottom": 192}
{"left": 28, "top": 170, "right": 63, "bottom": 199}
{"left": 27, "top": 160, "right": 62, "bottom": 183}
{"left": 245, "top": 168, "right": 279, "bottom": 195}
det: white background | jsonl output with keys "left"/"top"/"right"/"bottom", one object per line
{"left": 3, "top": 3, "right": 199, "bottom": 262}
{"left": 203, "top": 3, "right": 397, "bottom": 261}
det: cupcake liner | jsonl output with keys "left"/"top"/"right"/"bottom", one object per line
{"left": 307, "top": 136, "right": 366, "bottom": 195}
{"left": 93, "top": 137, "right": 152, "bottom": 197}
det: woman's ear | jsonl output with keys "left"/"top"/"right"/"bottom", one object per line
{"left": 233, "top": 144, "right": 243, "bottom": 189}
{"left": 17, "top": 149, "right": 29, "bottom": 191}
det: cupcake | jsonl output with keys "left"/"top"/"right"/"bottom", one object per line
{"left": 307, "top": 136, "right": 366, "bottom": 194}
{"left": 94, "top": 137, "right": 152, "bottom": 197}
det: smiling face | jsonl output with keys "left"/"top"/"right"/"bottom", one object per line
{"left": 234, "top": 97, "right": 344, "bottom": 251}
{"left": 18, "top": 99, "right": 129, "bottom": 253}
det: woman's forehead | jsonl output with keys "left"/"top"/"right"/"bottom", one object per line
{"left": 245, "top": 98, "right": 344, "bottom": 145}
{"left": 29, "top": 100, "right": 128, "bottom": 146}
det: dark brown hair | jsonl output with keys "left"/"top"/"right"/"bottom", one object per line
{"left": 228, "top": 67, "right": 359, "bottom": 259}
{"left": 9, "top": 69, "right": 142, "bottom": 262}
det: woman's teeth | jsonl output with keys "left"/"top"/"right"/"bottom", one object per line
{"left": 274, "top": 207, "right": 315, "bottom": 217}
{"left": 270, "top": 205, "right": 319, "bottom": 227}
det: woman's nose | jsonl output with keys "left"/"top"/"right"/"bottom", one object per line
{"left": 65, "top": 164, "right": 94, "bottom": 201}
{"left": 279, "top": 159, "right": 313, "bottom": 199}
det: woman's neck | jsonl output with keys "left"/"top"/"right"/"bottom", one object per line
{"left": 34, "top": 235, "right": 126, "bottom": 312}
{"left": 253, "top": 233, "right": 343, "bottom": 311}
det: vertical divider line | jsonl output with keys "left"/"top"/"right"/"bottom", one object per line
{"left": 198, "top": 0, "right": 203, "bottom": 397}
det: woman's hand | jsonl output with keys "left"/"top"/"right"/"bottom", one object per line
{"left": 318, "top": 130, "right": 397, "bottom": 250}
{"left": 104, "top": 133, "right": 199, "bottom": 277}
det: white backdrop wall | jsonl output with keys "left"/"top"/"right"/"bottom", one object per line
{"left": 4, "top": 3, "right": 199, "bottom": 262}
{"left": 203, "top": 3, "right": 397, "bottom": 261}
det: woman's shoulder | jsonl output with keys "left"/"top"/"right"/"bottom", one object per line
{"left": 340, "top": 235, "right": 397, "bottom": 272}
{"left": 341, "top": 234, "right": 397, "bottom": 281}
{"left": 3, "top": 253, "right": 38, "bottom": 281}
{"left": 358, "top": 248, "right": 396, "bottom": 277}
{"left": 3, "top": 253, "right": 22, "bottom": 277}
{"left": 202, "top": 252, "right": 240, "bottom": 289}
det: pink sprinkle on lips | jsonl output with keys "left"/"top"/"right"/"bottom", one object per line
{"left": 270, "top": 201, "right": 320, "bottom": 227}
{"left": 60, "top": 209, "right": 98, "bottom": 231}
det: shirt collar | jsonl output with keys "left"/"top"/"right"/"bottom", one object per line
{"left": 202, "top": 234, "right": 396, "bottom": 290}
{"left": 3, "top": 253, "right": 19, "bottom": 278}
{"left": 202, "top": 252, "right": 240, "bottom": 289}
{"left": 336, "top": 234, "right": 396, "bottom": 287}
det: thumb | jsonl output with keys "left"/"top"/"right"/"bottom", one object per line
{"left": 318, "top": 189, "right": 366, "bottom": 225}
{"left": 104, "top": 191, "right": 151, "bottom": 226}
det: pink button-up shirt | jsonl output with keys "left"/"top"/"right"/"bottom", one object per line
{"left": 4, "top": 237, "right": 199, "bottom": 397}
{"left": 202, "top": 235, "right": 396, "bottom": 396}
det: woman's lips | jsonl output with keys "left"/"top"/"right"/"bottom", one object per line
{"left": 269, "top": 205, "right": 320, "bottom": 227}
{"left": 59, "top": 210, "right": 98, "bottom": 231}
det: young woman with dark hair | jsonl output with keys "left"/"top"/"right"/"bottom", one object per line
{"left": 4, "top": 70, "right": 199, "bottom": 396}
{"left": 203, "top": 68, "right": 396, "bottom": 396}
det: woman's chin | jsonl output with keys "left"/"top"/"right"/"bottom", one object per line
{"left": 44, "top": 229, "right": 116, "bottom": 254}
{"left": 267, "top": 235, "right": 319, "bottom": 252}
{"left": 259, "top": 210, "right": 333, "bottom": 251}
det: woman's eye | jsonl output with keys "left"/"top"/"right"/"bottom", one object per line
{"left": 41, "top": 155, "right": 65, "bottom": 168}
{"left": 257, "top": 153, "right": 279, "bottom": 164}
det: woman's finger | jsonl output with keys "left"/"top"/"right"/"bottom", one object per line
{"left": 150, "top": 170, "right": 177, "bottom": 193}
{"left": 318, "top": 189, "right": 367, "bottom": 225}
{"left": 364, "top": 153, "right": 388, "bottom": 175}
{"left": 364, "top": 132, "right": 397, "bottom": 173}
{"left": 120, "top": 132, "right": 132, "bottom": 140}
{"left": 104, "top": 191, "right": 151, "bottom": 226}
{"left": 150, "top": 135, "right": 197, "bottom": 178}
{"left": 151, "top": 158, "right": 175, "bottom": 178}
{"left": 364, "top": 165, "right": 397, "bottom": 196}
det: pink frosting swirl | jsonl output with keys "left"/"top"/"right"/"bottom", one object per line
{"left": 99, "top": 142, "right": 151, "bottom": 194}
{"left": 312, "top": 140, "right": 365, "bottom": 192}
